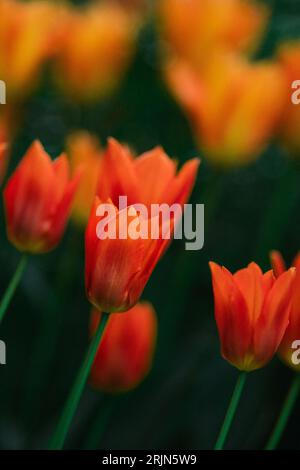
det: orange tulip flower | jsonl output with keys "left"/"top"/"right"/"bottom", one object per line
{"left": 270, "top": 251, "right": 300, "bottom": 371}
{"left": 209, "top": 261, "right": 295, "bottom": 371}
{"left": 3, "top": 141, "right": 81, "bottom": 254}
{"left": 86, "top": 140, "right": 199, "bottom": 312}
{"left": 0, "top": 0, "right": 65, "bottom": 100}
{"left": 89, "top": 302, "right": 157, "bottom": 393}
{"left": 66, "top": 132, "right": 103, "bottom": 226}
{"left": 54, "top": 3, "right": 140, "bottom": 101}
{"left": 165, "top": 56, "right": 285, "bottom": 167}
{"left": 97, "top": 138, "right": 200, "bottom": 209}
{"left": 277, "top": 42, "right": 300, "bottom": 155}
{"left": 159, "top": 0, "right": 268, "bottom": 67}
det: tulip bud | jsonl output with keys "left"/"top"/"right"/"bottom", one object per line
{"left": 86, "top": 140, "right": 199, "bottom": 312}
{"left": 210, "top": 261, "right": 295, "bottom": 371}
{"left": 3, "top": 140, "right": 81, "bottom": 253}
{"left": 89, "top": 302, "right": 157, "bottom": 393}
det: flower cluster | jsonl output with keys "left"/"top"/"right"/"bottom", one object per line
{"left": 0, "top": 0, "right": 300, "bottom": 452}
{"left": 159, "top": 0, "right": 300, "bottom": 167}
{"left": 0, "top": 0, "right": 141, "bottom": 123}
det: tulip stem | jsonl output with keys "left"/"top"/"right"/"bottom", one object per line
{"left": 265, "top": 373, "right": 300, "bottom": 450}
{"left": 214, "top": 371, "right": 247, "bottom": 450}
{"left": 0, "top": 254, "right": 28, "bottom": 325}
{"left": 48, "top": 312, "right": 110, "bottom": 450}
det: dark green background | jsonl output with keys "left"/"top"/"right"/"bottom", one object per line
{"left": 0, "top": 0, "right": 300, "bottom": 450}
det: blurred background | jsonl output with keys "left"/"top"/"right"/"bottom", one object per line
{"left": 0, "top": 0, "right": 300, "bottom": 450}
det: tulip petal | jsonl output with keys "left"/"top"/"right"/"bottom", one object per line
{"left": 98, "top": 137, "right": 139, "bottom": 206}
{"left": 254, "top": 268, "right": 295, "bottom": 366}
{"left": 86, "top": 205, "right": 145, "bottom": 312}
{"left": 270, "top": 250, "right": 286, "bottom": 277}
{"left": 234, "top": 262, "right": 264, "bottom": 323}
{"left": 162, "top": 158, "right": 200, "bottom": 208}
{"left": 134, "top": 147, "right": 177, "bottom": 206}
{"left": 209, "top": 262, "right": 252, "bottom": 367}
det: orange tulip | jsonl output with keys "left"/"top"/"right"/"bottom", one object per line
{"left": 0, "top": 0, "right": 65, "bottom": 100}
{"left": 89, "top": 302, "right": 157, "bottom": 393}
{"left": 3, "top": 141, "right": 81, "bottom": 254}
{"left": 66, "top": 132, "right": 103, "bottom": 226}
{"left": 159, "top": 0, "right": 268, "bottom": 67}
{"left": 54, "top": 3, "right": 140, "bottom": 101}
{"left": 209, "top": 261, "right": 295, "bottom": 371}
{"left": 166, "top": 56, "right": 285, "bottom": 167}
{"left": 277, "top": 42, "right": 300, "bottom": 155}
{"left": 86, "top": 141, "right": 199, "bottom": 312}
{"left": 270, "top": 251, "right": 300, "bottom": 371}
{"left": 97, "top": 138, "right": 200, "bottom": 209}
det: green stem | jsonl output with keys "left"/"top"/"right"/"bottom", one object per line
{"left": 48, "top": 312, "right": 110, "bottom": 450}
{"left": 265, "top": 373, "right": 300, "bottom": 450}
{"left": 0, "top": 254, "right": 28, "bottom": 324}
{"left": 214, "top": 372, "right": 247, "bottom": 450}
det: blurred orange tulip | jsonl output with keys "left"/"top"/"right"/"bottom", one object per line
{"left": 0, "top": 0, "right": 65, "bottom": 100}
{"left": 108, "top": 0, "right": 148, "bottom": 15}
{"left": 54, "top": 3, "right": 140, "bottom": 101}
{"left": 277, "top": 42, "right": 300, "bottom": 155}
{"left": 210, "top": 261, "right": 295, "bottom": 371}
{"left": 159, "top": 0, "right": 268, "bottom": 66}
{"left": 97, "top": 138, "right": 200, "bottom": 209}
{"left": 66, "top": 132, "right": 103, "bottom": 226}
{"left": 0, "top": 121, "right": 9, "bottom": 185}
{"left": 166, "top": 56, "right": 285, "bottom": 167}
{"left": 270, "top": 251, "right": 300, "bottom": 371}
{"left": 3, "top": 141, "right": 81, "bottom": 253}
{"left": 89, "top": 302, "right": 157, "bottom": 393}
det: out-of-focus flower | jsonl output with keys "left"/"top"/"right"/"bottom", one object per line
{"left": 54, "top": 3, "right": 140, "bottom": 101}
{"left": 277, "top": 42, "right": 300, "bottom": 155}
{"left": 66, "top": 132, "right": 103, "bottom": 226}
{"left": 0, "top": 120, "right": 9, "bottom": 185}
{"left": 0, "top": 0, "right": 65, "bottom": 100}
{"left": 166, "top": 56, "right": 285, "bottom": 167}
{"left": 89, "top": 302, "right": 157, "bottom": 393}
{"left": 209, "top": 261, "right": 295, "bottom": 371}
{"left": 108, "top": 0, "right": 148, "bottom": 15}
{"left": 159, "top": 0, "right": 268, "bottom": 66}
{"left": 97, "top": 138, "right": 200, "bottom": 209}
{"left": 3, "top": 141, "right": 81, "bottom": 253}
{"left": 270, "top": 251, "right": 300, "bottom": 371}
{"left": 86, "top": 140, "right": 199, "bottom": 312}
